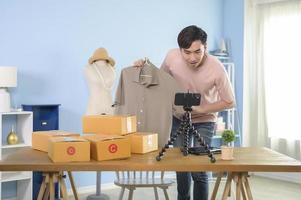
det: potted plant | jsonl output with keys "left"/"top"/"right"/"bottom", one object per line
{"left": 221, "top": 129, "right": 235, "bottom": 160}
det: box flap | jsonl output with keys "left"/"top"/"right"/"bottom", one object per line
{"left": 50, "top": 137, "right": 87, "bottom": 143}
{"left": 133, "top": 132, "right": 158, "bottom": 136}
{"left": 83, "top": 134, "right": 124, "bottom": 142}
{"left": 34, "top": 130, "right": 80, "bottom": 137}
{"left": 83, "top": 114, "right": 135, "bottom": 119}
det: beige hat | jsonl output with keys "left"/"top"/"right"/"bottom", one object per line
{"left": 88, "top": 48, "right": 115, "bottom": 66}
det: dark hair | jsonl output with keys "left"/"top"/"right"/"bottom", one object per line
{"left": 177, "top": 25, "right": 207, "bottom": 49}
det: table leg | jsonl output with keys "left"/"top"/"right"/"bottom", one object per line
{"left": 243, "top": 173, "right": 253, "bottom": 200}
{"left": 68, "top": 171, "right": 79, "bottom": 200}
{"left": 49, "top": 173, "right": 55, "bottom": 200}
{"left": 222, "top": 172, "right": 232, "bottom": 200}
{"left": 211, "top": 172, "right": 223, "bottom": 200}
{"left": 37, "top": 176, "right": 47, "bottom": 200}
{"left": 241, "top": 174, "right": 247, "bottom": 200}
{"left": 236, "top": 173, "right": 242, "bottom": 200}
{"left": 59, "top": 173, "right": 68, "bottom": 200}
{"left": 43, "top": 186, "right": 49, "bottom": 200}
{"left": 228, "top": 180, "right": 232, "bottom": 197}
{"left": 219, "top": 172, "right": 253, "bottom": 200}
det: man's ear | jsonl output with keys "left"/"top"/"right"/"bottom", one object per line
{"left": 204, "top": 43, "right": 207, "bottom": 50}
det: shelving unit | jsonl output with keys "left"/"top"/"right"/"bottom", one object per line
{"left": 212, "top": 61, "right": 240, "bottom": 147}
{"left": 0, "top": 111, "right": 33, "bottom": 200}
{"left": 221, "top": 62, "right": 235, "bottom": 130}
{"left": 209, "top": 60, "right": 239, "bottom": 180}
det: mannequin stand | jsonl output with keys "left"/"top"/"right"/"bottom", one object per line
{"left": 87, "top": 171, "right": 110, "bottom": 200}
{"left": 156, "top": 106, "right": 216, "bottom": 163}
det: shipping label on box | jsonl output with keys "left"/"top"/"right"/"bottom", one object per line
{"left": 127, "top": 132, "right": 158, "bottom": 154}
{"left": 48, "top": 137, "right": 90, "bottom": 163}
{"left": 82, "top": 115, "right": 137, "bottom": 135}
{"left": 83, "top": 134, "right": 131, "bottom": 161}
{"left": 32, "top": 130, "right": 80, "bottom": 152}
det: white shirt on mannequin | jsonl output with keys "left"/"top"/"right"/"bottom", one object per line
{"left": 84, "top": 60, "right": 116, "bottom": 115}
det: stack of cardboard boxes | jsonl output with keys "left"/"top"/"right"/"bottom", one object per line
{"left": 82, "top": 115, "right": 158, "bottom": 161}
{"left": 31, "top": 115, "right": 158, "bottom": 162}
{"left": 32, "top": 130, "right": 90, "bottom": 162}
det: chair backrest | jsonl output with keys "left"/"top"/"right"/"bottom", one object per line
{"left": 115, "top": 171, "right": 165, "bottom": 181}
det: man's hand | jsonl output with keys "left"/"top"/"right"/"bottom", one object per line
{"left": 192, "top": 100, "right": 235, "bottom": 114}
{"left": 192, "top": 105, "right": 206, "bottom": 114}
{"left": 172, "top": 105, "right": 185, "bottom": 119}
{"left": 132, "top": 59, "right": 144, "bottom": 67}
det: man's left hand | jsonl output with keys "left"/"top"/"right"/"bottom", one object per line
{"left": 192, "top": 105, "right": 206, "bottom": 114}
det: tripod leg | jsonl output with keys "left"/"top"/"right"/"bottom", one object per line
{"left": 182, "top": 123, "right": 190, "bottom": 156}
{"left": 191, "top": 127, "right": 216, "bottom": 163}
{"left": 178, "top": 114, "right": 191, "bottom": 155}
{"left": 156, "top": 125, "right": 182, "bottom": 161}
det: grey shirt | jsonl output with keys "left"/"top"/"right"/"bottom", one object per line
{"left": 114, "top": 62, "right": 182, "bottom": 147}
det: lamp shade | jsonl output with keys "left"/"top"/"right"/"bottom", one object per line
{"left": 0, "top": 66, "right": 17, "bottom": 87}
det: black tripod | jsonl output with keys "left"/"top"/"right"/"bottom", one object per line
{"left": 156, "top": 105, "right": 216, "bottom": 163}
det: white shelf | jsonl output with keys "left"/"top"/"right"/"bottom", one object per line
{"left": 213, "top": 134, "right": 240, "bottom": 139}
{"left": 1, "top": 143, "right": 31, "bottom": 149}
{"left": 213, "top": 60, "right": 238, "bottom": 146}
{"left": 213, "top": 135, "right": 222, "bottom": 139}
{"left": 0, "top": 111, "right": 33, "bottom": 199}
{"left": 0, "top": 112, "right": 33, "bottom": 153}
{"left": 0, "top": 172, "right": 32, "bottom": 182}
{"left": 0, "top": 111, "right": 32, "bottom": 115}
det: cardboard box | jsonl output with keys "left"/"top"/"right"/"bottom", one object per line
{"left": 82, "top": 115, "right": 137, "bottom": 135}
{"left": 48, "top": 137, "right": 90, "bottom": 162}
{"left": 32, "top": 130, "right": 80, "bottom": 152}
{"left": 127, "top": 132, "right": 158, "bottom": 154}
{"left": 83, "top": 134, "right": 131, "bottom": 161}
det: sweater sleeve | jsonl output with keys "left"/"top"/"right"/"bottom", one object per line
{"left": 215, "top": 66, "right": 235, "bottom": 104}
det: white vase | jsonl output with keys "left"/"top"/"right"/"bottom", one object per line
{"left": 221, "top": 146, "right": 234, "bottom": 160}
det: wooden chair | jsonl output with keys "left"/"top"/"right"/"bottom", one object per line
{"left": 114, "top": 171, "right": 174, "bottom": 200}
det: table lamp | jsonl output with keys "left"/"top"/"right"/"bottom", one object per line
{"left": 0, "top": 66, "right": 17, "bottom": 112}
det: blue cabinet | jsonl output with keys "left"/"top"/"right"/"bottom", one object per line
{"left": 22, "top": 105, "right": 59, "bottom": 131}
{"left": 22, "top": 104, "right": 60, "bottom": 200}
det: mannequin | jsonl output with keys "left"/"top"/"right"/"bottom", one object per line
{"left": 84, "top": 47, "right": 116, "bottom": 200}
{"left": 84, "top": 60, "right": 116, "bottom": 115}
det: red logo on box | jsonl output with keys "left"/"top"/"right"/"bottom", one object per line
{"left": 108, "top": 144, "right": 118, "bottom": 153}
{"left": 67, "top": 146, "right": 76, "bottom": 155}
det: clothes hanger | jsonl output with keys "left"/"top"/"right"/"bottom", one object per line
{"left": 140, "top": 57, "right": 152, "bottom": 78}
{"left": 144, "top": 57, "right": 150, "bottom": 65}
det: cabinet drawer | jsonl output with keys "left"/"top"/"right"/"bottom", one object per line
{"left": 22, "top": 104, "right": 60, "bottom": 131}
{"left": 34, "top": 119, "right": 59, "bottom": 131}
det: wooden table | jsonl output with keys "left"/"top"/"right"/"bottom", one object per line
{"left": 1, "top": 147, "right": 301, "bottom": 200}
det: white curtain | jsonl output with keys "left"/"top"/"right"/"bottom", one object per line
{"left": 243, "top": 0, "right": 301, "bottom": 160}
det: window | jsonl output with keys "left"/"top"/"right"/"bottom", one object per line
{"left": 263, "top": 2, "right": 301, "bottom": 140}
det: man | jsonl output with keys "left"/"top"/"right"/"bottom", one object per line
{"left": 135, "top": 25, "right": 235, "bottom": 200}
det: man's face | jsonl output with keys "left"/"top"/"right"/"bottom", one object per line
{"left": 180, "top": 40, "right": 206, "bottom": 68}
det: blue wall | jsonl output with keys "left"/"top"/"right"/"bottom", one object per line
{"left": 0, "top": 0, "right": 244, "bottom": 192}
{"left": 223, "top": 0, "right": 244, "bottom": 138}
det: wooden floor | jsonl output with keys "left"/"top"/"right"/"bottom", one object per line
{"left": 73, "top": 175, "right": 301, "bottom": 200}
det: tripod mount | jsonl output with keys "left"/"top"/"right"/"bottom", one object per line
{"left": 156, "top": 92, "right": 216, "bottom": 163}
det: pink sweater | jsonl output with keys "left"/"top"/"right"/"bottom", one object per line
{"left": 161, "top": 48, "right": 235, "bottom": 123}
